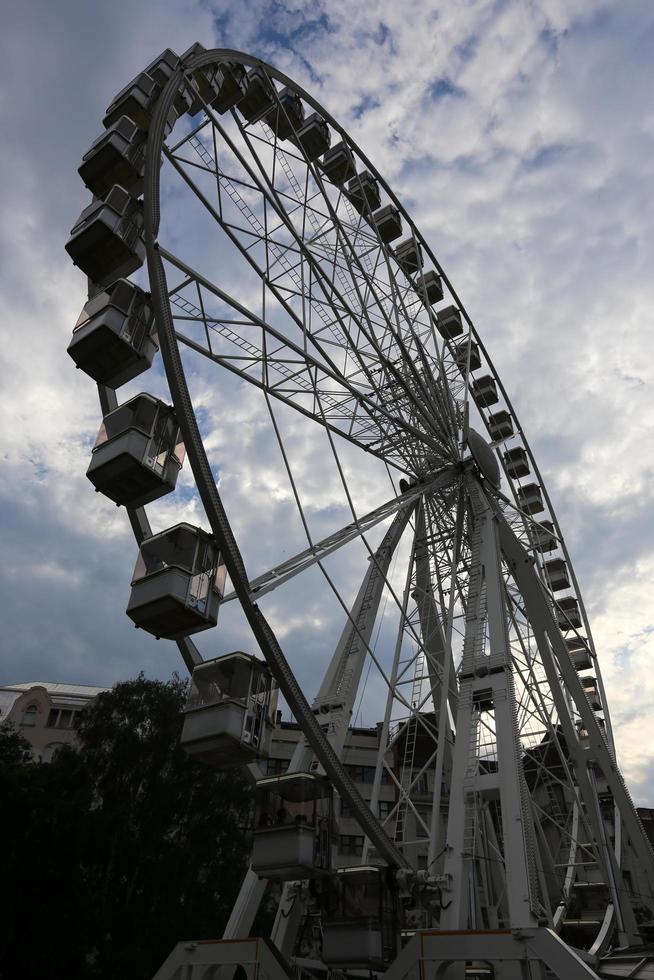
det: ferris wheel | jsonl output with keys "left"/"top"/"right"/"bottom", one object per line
{"left": 66, "top": 45, "right": 654, "bottom": 980}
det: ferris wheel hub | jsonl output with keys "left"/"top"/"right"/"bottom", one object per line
{"left": 466, "top": 427, "right": 501, "bottom": 489}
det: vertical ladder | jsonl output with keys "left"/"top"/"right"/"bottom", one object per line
{"left": 462, "top": 721, "right": 480, "bottom": 857}
{"left": 394, "top": 655, "right": 424, "bottom": 843}
{"left": 461, "top": 512, "right": 485, "bottom": 674}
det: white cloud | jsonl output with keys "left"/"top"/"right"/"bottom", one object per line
{"left": 2, "top": 0, "right": 654, "bottom": 809}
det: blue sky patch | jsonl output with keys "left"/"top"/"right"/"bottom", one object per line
{"left": 429, "top": 77, "right": 465, "bottom": 102}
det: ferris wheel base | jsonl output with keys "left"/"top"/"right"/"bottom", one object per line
{"left": 152, "top": 929, "right": 608, "bottom": 979}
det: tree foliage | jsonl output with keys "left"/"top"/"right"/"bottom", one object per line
{"left": 1, "top": 675, "right": 254, "bottom": 980}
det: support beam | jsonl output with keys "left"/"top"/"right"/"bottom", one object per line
{"left": 225, "top": 499, "right": 416, "bottom": 953}
{"left": 493, "top": 498, "right": 654, "bottom": 940}
{"left": 440, "top": 479, "right": 541, "bottom": 931}
{"left": 271, "top": 502, "right": 416, "bottom": 956}
{"left": 220, "top": 471, "right": 454, "bottom": 604}
{"left": 413, "top": 501, "right": 458, "bottom": 727}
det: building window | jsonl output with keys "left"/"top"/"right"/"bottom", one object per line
{"left": 46, "top": 709, "right": 79, "bottom": 730}
{"left": 340, "top": 796, "right": 354, "bottom": 818}
{"left": 415, "top": 808, "right": 430, "bottom": 838}
{"left": 41, "top": 742, "right": 66, "bottom": 763}
{"left": 347, "top": 765, "right": 391, "bottom": 785}
{"left": 412, "top": 771, "right": 428, "bottom": 795}
{"left": 378, "top": 800, "right": 392, "bottom": 820}
{"left": 266, "top": 757, "right": 289, "bottom": 776}
{"left": 339, "top": 835, "right": 364, "bottom": 857}
{"left": 21, "top": 703, "right": 38, "bottom": 727}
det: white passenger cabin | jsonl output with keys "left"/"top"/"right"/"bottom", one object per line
{"left": 322, "top": 865, "right": 399, "bottom": 971}
{"left": 68, "top": 280, "right": 157, "bottom": 389}
{"left": 87, "top": 393, "right": 184, "bottom": 508}
{"left": 251, "top": 772, "right": 333, "bottom": 880}
{"left": 126, "top": 523, "right": 225, "bottom": 639}
{"left": 181, "top": 653, "right": 277, "bottom": 768}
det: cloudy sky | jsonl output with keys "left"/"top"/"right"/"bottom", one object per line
{"left": 2, "top": 0, "right": 654, "bottom": 802}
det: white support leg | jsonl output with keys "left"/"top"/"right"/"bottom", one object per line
{"left": 441, "top": 479, "right": 541, "bottom": 931}
{"left": 222, "top": 868, "right": 268, "bottom": 939}
{"left": 270, "top": 505, "right": 415, "bottom": 957}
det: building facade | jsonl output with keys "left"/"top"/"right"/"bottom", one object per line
{"left": 0, "top": 681, "right": 108, "bottom": 761}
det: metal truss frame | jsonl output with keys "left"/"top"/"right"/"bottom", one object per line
{"left": 73, "top": 44, "right": 654, "bottom": 979}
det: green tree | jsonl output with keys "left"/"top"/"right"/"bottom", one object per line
{"left": 1, "top": 675, "right": 254, "bottom": 980}
{"left": 0, "top": 722, "right": 92, "bottom": 977}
